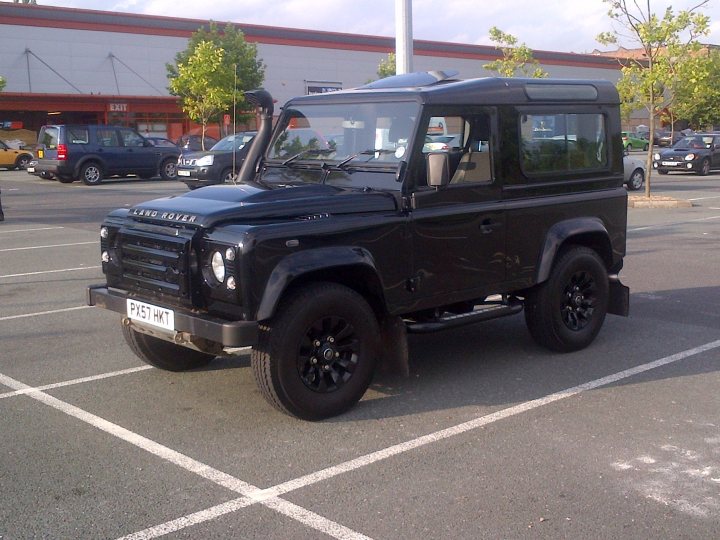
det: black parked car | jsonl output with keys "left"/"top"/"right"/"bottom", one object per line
{"left": 176, "top": 134, "right": 219, "bottom": 153}
{"left": 88, "top": 74, "right": 629, "bottom": 420}
{"left": 176, "top": 132, "right": 255, "bottom": 189}
{"left": 653, "top": 133, "right": 720, "bottom": 175}
{"left": 28, "top": 125, "right": 179, "bottom": 185}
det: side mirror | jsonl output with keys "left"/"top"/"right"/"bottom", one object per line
{"left": 426, "top": 152, "right": 450, "bottom": 187}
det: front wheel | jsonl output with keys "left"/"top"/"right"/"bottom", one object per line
{"left": 697, "top": 158, "right": 710, "bottom": 176}
{"left": 15, "top": 155, "right": 31, "bottom": 170}
{"left": 220, "top": 168, "right": 237, "bottom": 183}
{"left": 251, "top": 282, "right": 379, "bottom": 420}
{"left": 80, "top": 162, "right": 103, "bottom": 185}
{"left": 122, "top": 323, "right": 215, "bottom": 371}
{"left": 524, "top": 246, "right": 608, "bottom": 353}
{"left": 626, "top": 168, "right": 644, "bottom": 191}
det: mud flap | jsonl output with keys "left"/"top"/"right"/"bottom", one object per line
{"left": 608, "top": 276, "right": 630, "bottom": 317}
{"left": 376, "top": 315, "right": 410, "bottom": 377}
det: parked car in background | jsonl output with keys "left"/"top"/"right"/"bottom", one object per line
{"left": 146, "top": 137, "right": 177, "bottom": 148}
{"left": 655, "top": 130, "right": 682, "bottom": 147}
{"left": 653, "top": 133, "right": 720, "bottom": 176}
{"left": 176, "top": 131, "right": 256, "bottom": 189}
{"left": 623, "top": 151, "right": 645, "bottom": 190}
{"left": 27, "top": 124, "right": 179, "bottom": 185}
{"left": 621, "top": 131, "right": 648, "bottom": 151}
{"left": 176, "top": 134, "right": 219, "bottom": 153}
{"left": 0, "top": 139, "right": 33, "bottom": 170}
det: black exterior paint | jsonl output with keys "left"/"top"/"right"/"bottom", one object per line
{"left": 89, "top": 75, "right": 628, "bottom": 348}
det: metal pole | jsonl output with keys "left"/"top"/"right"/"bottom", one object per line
{"left": 395, "top": 0, "right": 413, "bottom": 74}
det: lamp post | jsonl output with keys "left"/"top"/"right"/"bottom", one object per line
{"left": 395, "top": 0, "right": 413, "bottom": 74}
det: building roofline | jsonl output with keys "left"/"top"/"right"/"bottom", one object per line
{"left": 0, "top": 2, "right": 623, "bottom": 70}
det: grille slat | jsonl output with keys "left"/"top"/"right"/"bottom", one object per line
{"left": 117, "top": 228, "right": 191, "bottom": 298}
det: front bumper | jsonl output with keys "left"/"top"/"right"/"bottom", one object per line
{"left": 87, "top": 285, "right": 258, "bottom": 348}
{"left": 176, "top": 165, "right": 222, "bottom": 188}
{"left": 653, "top": 160, "right": 700, "bottom": 173}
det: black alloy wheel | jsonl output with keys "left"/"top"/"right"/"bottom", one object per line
{"left": 297, "top": 316, "right": 359, "bottom": 393}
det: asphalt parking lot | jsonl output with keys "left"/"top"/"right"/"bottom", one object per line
{"left": 1, "top": 169, "right": 719, "bottom": 539}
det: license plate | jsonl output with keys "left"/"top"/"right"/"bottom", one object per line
{"left": 37, "top": 150, "right": 43, "bottom": 158}
{"left": 27, "top": 166, "right": 35, "bottom": 172}
{"left": 177, "top": 170, "right": 191, "bottom": 177}
{"left": 127, "top": 299, "right": 175, "bottom": 331}
{"left": 661, "top": 161, "right": 678, "bottom": 166}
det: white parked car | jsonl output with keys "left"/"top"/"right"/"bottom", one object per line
{"left": 623, "top": 153, "right": 646, "bottom": 191}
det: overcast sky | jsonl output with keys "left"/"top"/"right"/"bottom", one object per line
{"left": 40, "top": 0, "right": 720, "bottom": 54}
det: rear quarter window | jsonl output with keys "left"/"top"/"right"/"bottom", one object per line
{"left": 67, "top": 127, "right": 89, "bottom": 145}
{"left": 39, "top": 127, "right": 59, "bottom": 149}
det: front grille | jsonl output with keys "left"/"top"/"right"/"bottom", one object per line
{"left": 117, "top": 228, "right": 193, "bottom": 299}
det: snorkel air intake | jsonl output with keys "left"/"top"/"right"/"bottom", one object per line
{"left": 237, "top": 89, "right": 274, "bottom": 184}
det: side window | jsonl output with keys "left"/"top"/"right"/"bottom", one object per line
{"left": 40, "top": 127, "right": 59, "bottom": 149}
{"left": 97, "top": 128, "right": 120, "bottom": 148}
{"left": 119, "top": 128, "right": 145, "bottom": 147}
{"left": 420, "top": 113, "right": 493, "bottom": 185}
{"left": 520, "top": 113, "right": 606, "bottom": 174}
{"left": 66, "top": 127, "right": 89, "bottom": 144}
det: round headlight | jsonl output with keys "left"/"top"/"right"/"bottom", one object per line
{"left": 225, "top": 247, "right": 236, "bottom": 261}
{"left": 100, "top": 226, "right": 108, "bottom": 239}
{"left": 211, "top": 251, "right": 225, "bottom": 282}
{"left": 653, "top": 153, "right": 661, "bottom": 160}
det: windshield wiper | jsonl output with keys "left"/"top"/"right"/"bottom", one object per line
{"left": 281, "top": 148, "right": 334, "bottom": 166}
{"left": 335, "top": 149, "right": 396, "bottom": 170}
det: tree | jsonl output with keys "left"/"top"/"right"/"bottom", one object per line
{"left": 167, "top": 22, "right": 265, "bottom": 147}
{"left": 0, "top": 76, "right": 6, "bottom": 92}
{"left": 169, "top": 41, "right": 234, "bottom": 150}
{"left": 377, "top": 52, "right": 396, "bottom": 79}
{"left": 483, "top": 27, "right": 548, "bottom": 78}
{"left": 597, "top": 0, "right": 710, "bottom": 197}
{"left": 672, "top": 48, "right": 720, "bottom": 129}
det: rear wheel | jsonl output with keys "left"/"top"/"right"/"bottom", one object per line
{"left": 121, "top": 323, "right": 214, "bottom": 371}
{"left": 15, "top": 155, "right": 31, "bottom": 170}
{"left": 58, "top": 175, "right": 74, "bottom": 184}
{"left": 160, "top": 158, "right": 177, "bottom": 180}
{"left": 251, "top": 282, "right": 379, "bottom": 420}
{"left": 626, "top": 168, "right": 644, "bottom": 191}
{"left": 524, "top": 246, "right": 608, "bottom": 353}
{"left": 80, "top": 162, "right": 103, "bottom": 185}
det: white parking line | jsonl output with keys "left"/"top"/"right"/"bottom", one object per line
{"left": 629, "top": 215, "right": 720, "bottom": 232}
{"left": 0, "top": 305, "right": 91, "bottom": 321}
{"left": 688, "top": 195, "right": 720, "bottom": 201}
{"left": 0, "top": 226, "right": 65, "bottom": 234}
{"left": 0, "top": 365, "right": 153, "bottom": 400}
{"left": 0, "top": 241, "right": 96, "bottom": 252}
{"left": 0, "top": 266, "right": 101, "bottom": 279}
{"left": 2, "top": 339, "right": 719, "bottom": 538}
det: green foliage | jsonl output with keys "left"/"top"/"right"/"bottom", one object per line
{"left": 166, "top": 22, "right": 265, "bottom": 141}
{"left": 0, "top": 76, "right": 6, "bottom": 92}
{"left": 377, "top": 53, "right": 397, "bottom": 79}
{"left": 597, "top": 0, "right": 711, "bottom": 196}
{"left": 169, "top": 41, "right": 234, "bottom": 149}
{"left": 483, "top": 27, "right": 548, "bottom": 78}
{"left": 672, "top": 49, "right": 720, "bottom": 129}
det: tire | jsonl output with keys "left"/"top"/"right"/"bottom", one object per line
{"left": 121, "top": 323, "right": 214, "bottom": 371}
{"left": 251, "top": 282, "right": 379, "bottom": 420}
{"left": 15, "top": 154, "right": 31, "bottom": 170}
{"left": 80, "top": 162, "right": 103, "bottom": 185}
{"left": 626, "top": 168, "right": 644, "bottom": 191}
{"left": 58, "top": 175, "right": 74, "bottom": 184}
{"left": 220, "top": 168, "right": 237, "bottom": 183}
{"left": 658, "top": 169, "right": 668, "bottom": 175}
{"left": 524, "top": 246, "right": 609, "bottom": 353}
{"left": 160, "top": 158, "right": 177, "bottom": 180}
{"left": 643, "top": 143, "right": 649, "bottom": 151}
{"left": 626, "top": 144, "right": 632, "bottom": 151}
{"left": 697, "top": 159, "right": 710, "bottom": 176}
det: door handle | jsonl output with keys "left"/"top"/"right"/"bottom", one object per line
{"left": 480, "top": 219, "right": 501, "bottom": 234}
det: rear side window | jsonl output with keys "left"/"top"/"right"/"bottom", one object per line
{"left": 66, "top": 127, "right": 89, "bottom": 144}
{"left": 97, "top": 128, "right": 120, "bottom": 147}
{"left": 39, "top": 127, "right": 59, "bottom": 149}
{"left": 520, "top": 113, "right": 606, "bottom": 174}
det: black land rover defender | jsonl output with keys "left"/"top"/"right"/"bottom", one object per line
{"left": 88, "top": 72, "right": 629, "bottom": 420}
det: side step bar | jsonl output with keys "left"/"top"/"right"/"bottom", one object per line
{"left": 406, "top": 298, "right": 524, "bottom": 334}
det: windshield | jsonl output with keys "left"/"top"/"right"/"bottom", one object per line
{"left": 674, "top": 135, "right": 713, "bottom": 149}
{"left": 211, "top": 133, "right": 255, "bottom": 152}
{"left": 267, "top": 101, "right": 420, "bottom": 166}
